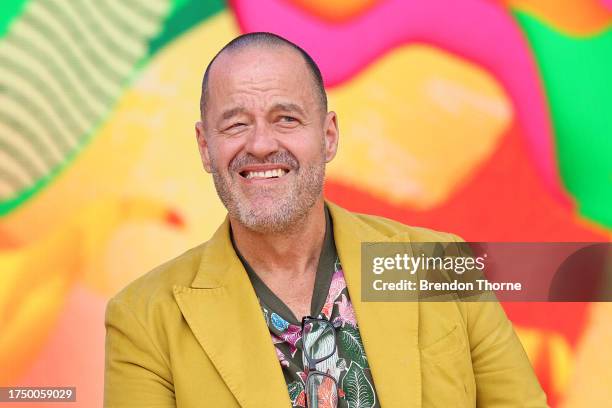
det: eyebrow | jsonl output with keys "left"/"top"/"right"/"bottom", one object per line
{"left": 218, "top": 102, "right": 307, "bottom": 123}
{"left": 271, "top": 102, "right": 306, "bottom": 117}
{"left": 220, "top": 106, "right": 247, "bottom": 121}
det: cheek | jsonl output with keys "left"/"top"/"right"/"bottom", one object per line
{"left": 211, "top": 139, "right": 244, "bottom": 170}
{"left": 283, "top": 131, "right": 325, "bottom": 161}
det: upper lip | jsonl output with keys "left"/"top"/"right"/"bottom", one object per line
{"left": 238, "top": 164, "right": 291, "bottom": 175}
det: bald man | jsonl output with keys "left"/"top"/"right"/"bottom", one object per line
{"left": 104, "top": 32, "right": 547, "bottom": 408}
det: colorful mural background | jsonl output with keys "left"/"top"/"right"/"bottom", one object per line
{"left": 0, "top": 0, "right": 611, "bottom": 406}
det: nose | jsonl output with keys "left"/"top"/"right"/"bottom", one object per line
{"left": 244, "top": 121, "right": 279, "bottom": 159}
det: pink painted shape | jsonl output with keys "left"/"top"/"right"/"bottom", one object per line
{"left": 603, "top": 0, "right": 612, "bottom": 12}
{"left": 230, "top": 0, "right": 571, "bottom": 207}
{"left": 17, "top": 284, "right": 107, "bottom": 407}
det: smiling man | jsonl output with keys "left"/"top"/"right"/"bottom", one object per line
{"left": 104, "top": 33, "right": 547, "bottom": 407}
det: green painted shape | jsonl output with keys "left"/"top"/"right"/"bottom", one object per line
{"left": 172, "top": 0, "right": 192, "bottom": 11}
{"left": 513, "top": 11, "right": 612, "bottom": 229}
{"left": 0, "top": 0, "right": 28, "bottom": 37}
{"left": 148, "top": 0, "right": 225, "bottom": 55}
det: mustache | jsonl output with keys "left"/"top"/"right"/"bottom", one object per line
{"left": 230, "top": 151, "right": 299, "bottom": 172}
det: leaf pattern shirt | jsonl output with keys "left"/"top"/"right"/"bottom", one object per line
{"left": 232, "top": 207, "right": 380, "bottom": 408}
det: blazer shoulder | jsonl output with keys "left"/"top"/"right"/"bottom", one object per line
{"left": 109, "top": 241, "right": 208, "bottom": 311}
{"left": 351, "top": 210, "right": 463, "bottom": 242}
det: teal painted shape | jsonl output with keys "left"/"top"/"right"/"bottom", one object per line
{"left": 148, "top": 0, "right": 225, "bottom": 55}
{"left": 514, "top": 11, "right": 612, "bottom": 229}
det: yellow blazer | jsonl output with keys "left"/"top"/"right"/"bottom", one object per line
{"left": 104, "top": 202, "right": 547, "bottom": 407}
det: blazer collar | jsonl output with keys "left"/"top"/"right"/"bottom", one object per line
{"left": 190, "top": 215, "right": 233, "bottom": 289}
{"left": 175, "top": 201, "right": 421, "bottom": 407}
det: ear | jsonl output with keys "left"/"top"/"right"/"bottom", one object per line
{"left": 322, "top": 111, "right": 339, "bottom": 163}
{"left": 195, "top": 121, "right": 212, "bottom": 173}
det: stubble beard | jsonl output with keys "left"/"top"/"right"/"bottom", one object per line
{"left": 211, "top": 151, "right": 325, "bottom": 234}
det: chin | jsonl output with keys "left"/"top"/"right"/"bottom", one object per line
{"left": 236, "top": 202, "right": 304, "bottom": 233}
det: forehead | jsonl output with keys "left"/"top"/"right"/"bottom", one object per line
{"left": 206, "top": 45, "right": 317, "bottom": 114}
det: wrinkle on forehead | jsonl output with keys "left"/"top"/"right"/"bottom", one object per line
{"left": 206, "top": 46, "right": 320, "bottom": 118}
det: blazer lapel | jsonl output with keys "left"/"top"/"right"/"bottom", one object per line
{"left": 173, "top": 218, "right": 290, "bottom": 408}
{"left": 328, "top": 202, "right": 422, "bottom": 408}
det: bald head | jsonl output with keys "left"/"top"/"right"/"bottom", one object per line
{"left": 200, "top": 32, "right": 327, "bottom": 120}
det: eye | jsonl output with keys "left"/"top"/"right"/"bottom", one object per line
{"left": 278, "top": 116, "right": 299, "bottom": 125}
{"left": 225, "top": 122, "right": 247, "bottom": 131}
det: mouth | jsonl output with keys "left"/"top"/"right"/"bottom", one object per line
{"left": 238, "top": 167, "right": 290, "bottom": 180}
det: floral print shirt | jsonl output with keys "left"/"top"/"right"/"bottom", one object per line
{"left": 233, "top": 207, "right": 380, "bottom": 408}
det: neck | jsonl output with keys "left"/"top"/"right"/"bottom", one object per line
{"left": 230, "top": 199, "right": 327, "bottom": 280}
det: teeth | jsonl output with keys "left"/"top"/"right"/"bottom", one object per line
{"left": 245, "top": 168, "right": 287, "bottom": 179}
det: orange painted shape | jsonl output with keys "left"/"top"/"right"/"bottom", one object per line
{"left": 503, "top": 0, "right": 612, "bottom": 36}
{"left": 285, "top": 0, "right": 380, "bottom": 22}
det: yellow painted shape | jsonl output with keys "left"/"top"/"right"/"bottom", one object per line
{"left": 286, "top": 0, "right": 379, "bottom": 22}
{"left": 504, "top": 0, "right": 612, "bottom": 36}
{"left": 515, "top": 326, "right": 576, "bottom": 401}
{"left": 0, "top": 231, "right": 77, "bottom": 383}
{"left": 0, "top": 274, "right": 68, "bottom": 384}
{"left": 0, "top": 196, "right": 179, "bottom": 382}
{"left": 548, "top": 333, "right": 573, "bottom": 395}
{"left": 515, "top": 327, "right": 545, "bottom": 365}
{"left": 327, "top": 44, "right": 513, "bottom": 209}
{"left": 561, "top": 303, "right": 612, "bottom": 407}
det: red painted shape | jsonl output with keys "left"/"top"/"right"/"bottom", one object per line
{"left": 165, "top": 210, "right": 185, "bottom": 228}
{"left": 324, "top": 121, "right": 606, "bottom": 242}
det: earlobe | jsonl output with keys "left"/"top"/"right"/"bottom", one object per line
{"left": 195, "top": 121, "right": 212, "bottom": 173}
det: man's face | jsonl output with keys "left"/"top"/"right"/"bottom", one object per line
{"left": 196, "top": 45, "right": 339, "bottom": 233}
